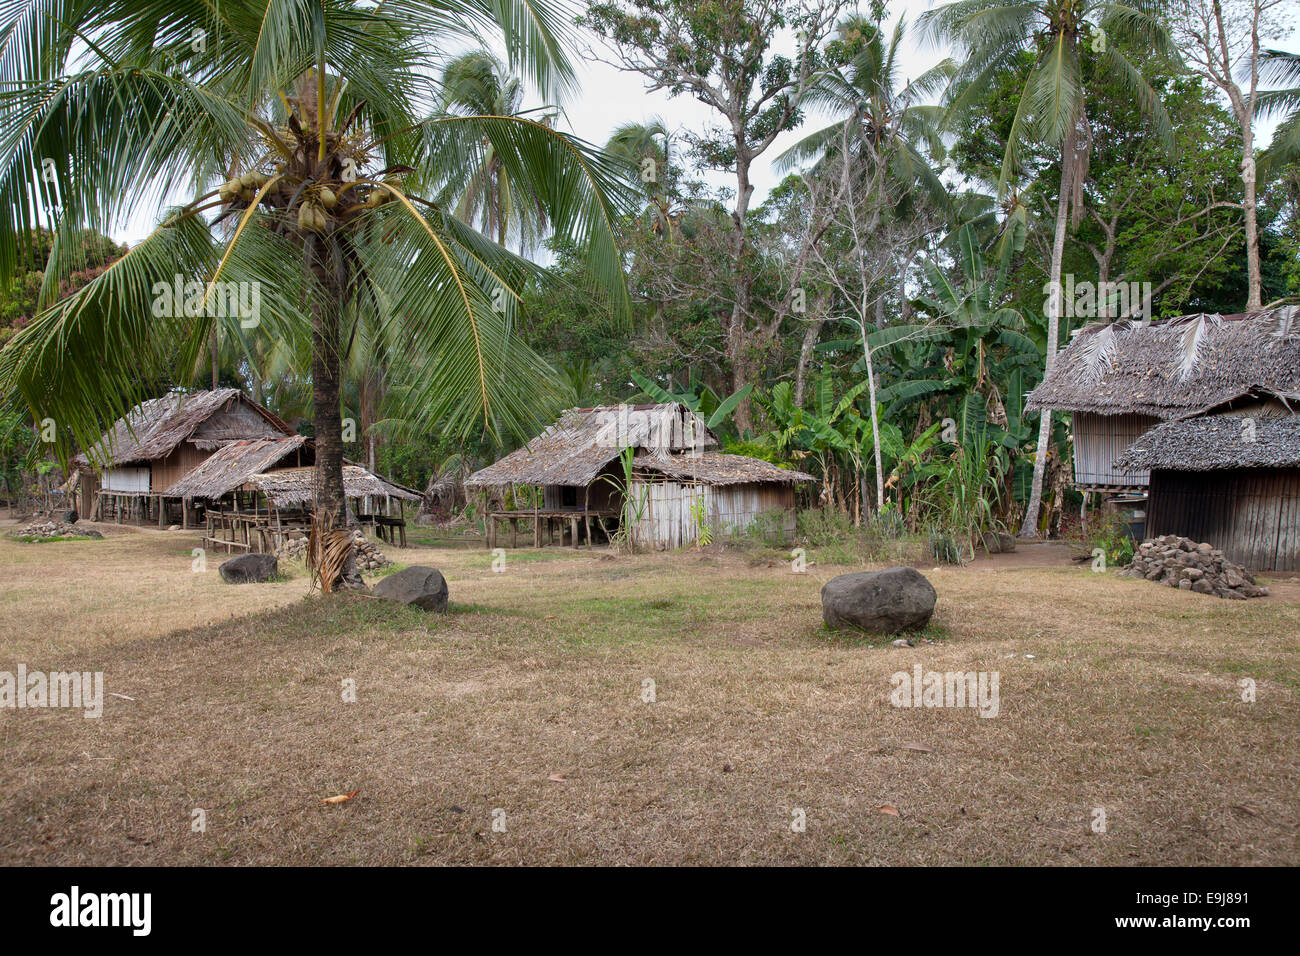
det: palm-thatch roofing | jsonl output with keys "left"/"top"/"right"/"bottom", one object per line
{"left": 1114, "top": 413, "right": 1300, "bottom": 472}
{"left": 1025, "top": 309, "right": 1300, "bottom": 417}
{"left": 632, "top": 451, "right": 814, "bottom": 485}
{"left": 75, "top": 388, "right": 293, "bottom": 468}
{"left": 464, "top": 403, "right": 720, "bottom": 487}
{"left": 249, "top": 465, "right": 421, "bottom": 507}
{"left": 161, "top": 436, "right": 308, "bottom": 499}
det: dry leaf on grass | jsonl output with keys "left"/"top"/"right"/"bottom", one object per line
{"left": 321, "top": 789, "right": 360, "bottom": 804}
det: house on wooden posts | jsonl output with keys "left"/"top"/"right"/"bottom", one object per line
{"left": 1113, "top": 387, "right": 1300, "bottom": 571}
{"left": 73, "top": 388, "right": 295, "bottom": 524}
{"left": 464, "top": 403, "right": 814, "bottom": 549}
{"left": 74, "top": 388, "right": 420, "bottom": 552}
{"left": 1026, "top": 310, "right": 1300, "bottom": 493}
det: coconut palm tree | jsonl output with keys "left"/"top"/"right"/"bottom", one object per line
{"left": 604, "top": 118, "right": 677, "bottom": 238}
{"left": 1257, "top": 48, "right": 1300, "bottom": 184}
{"left": 776, "top": 13, "right": 949, "bottom": 212}
{"left": 920, "top": 0, "right": 1174, "bottom": 537}
{"left": 0, "top": 0, "right": 631, "bottom": 538}
{"left": 439, "top": 50, "right": 555, "bottom": 253}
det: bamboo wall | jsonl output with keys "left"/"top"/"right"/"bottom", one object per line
{"left": 1072, "top": 412, "right": 1160, "bottom": 488}
{"left": 628, "top": 479, "right": 796, "bottom": 550}
{"left": 102, "top": 466, "right": 150, "bottom": 492}
{"left": 150, "top": 442, "right": 210, "bottom": 493}
{"left": 1146, "top": 468, "right": 1300, "bottom": 571}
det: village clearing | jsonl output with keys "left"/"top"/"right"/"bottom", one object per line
{"left": 1, "top": 521, "right": 1297, "bottom": 865}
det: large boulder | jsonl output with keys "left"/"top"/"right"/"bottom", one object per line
{"left": 980, "top": 531, "right": 1017, "bottom": 554}
{"left": 219, "top": 552, "right": 279, "bottom": 584}
{"left": 821, "top": 566, "right": 937, "bottom": 634}
{"left": 372, "top": 566, "right": 448, "bottom": 612}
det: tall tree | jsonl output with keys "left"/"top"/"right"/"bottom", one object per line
{"left": 583, "top": 0, "right": 846, "bottom": 433}
{"left": 921, "top": 0, "right": 1174, "bottom": 537}
{"left": 0, "top": 0, "right": 630, "bottom": 560}
{"left": 439, "top": 51, "right": 554, "bottom": 252}
{"left": 1176, "top": 0, "right": 1294, "bottom": 311}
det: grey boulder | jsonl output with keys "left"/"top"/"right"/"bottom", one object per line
{"left": 821, "top": 566, "right": 936, "bottom": 634}
{"left": 219, "top": 552, "right": 279, "bottom": 583}
{"left": 372, "top": 566, "right": 448, "bottom": 612}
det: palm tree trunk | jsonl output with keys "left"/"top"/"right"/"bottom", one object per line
{"left": 210, "top": 328, "right": 219, "bottom": 390}
{"left": 310, "top": 243, "right": 348, "bottom": 527}
{"left": 1018, "top": 134, "right": 1073, "bottom": 538}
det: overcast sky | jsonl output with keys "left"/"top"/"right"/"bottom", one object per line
{"left": 114, "top": 0, "right": 1295, "bottom": 247}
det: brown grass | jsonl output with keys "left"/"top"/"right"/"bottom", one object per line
{"left": 1, "top": 523, "right": 1297, "bottom": 865}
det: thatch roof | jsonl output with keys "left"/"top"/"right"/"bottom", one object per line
{"left": 1114, "top": 412, "right": 1300, "bottom": 472}
{"left": 1026, "top": 309, "right": 1300, "bottom": 417}
{"left": 465, "top": 403, "right": 719, "bottom": 487}
{"left": 76, "top": 388, "right": 292, "bottom": 468}
{"left": 632, "top": 451, "right": 814, "bottom": 485}
{"left": 161, "top": 436, "right": 308, "bottom": 499}
{"left": 249, "top": 465, "right": 421, "bottom": 507}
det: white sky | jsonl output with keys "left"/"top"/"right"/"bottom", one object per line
{"left": 113, "top": 0, "right": 1295, "bottom": 247}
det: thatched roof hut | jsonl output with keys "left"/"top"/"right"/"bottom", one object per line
{"left": 1112, "top": 388, "right": 1300, "bottom": 571}
{"left": 161, "top": 436, "right": 310, "bottom": 499}
{"left": 1025, "top": 310, "right": 1300, "bottom": 490}
{"left": 249, "top": 465, "right": 421, "bottom": 508}
{"left": 76, "top": 388, "right": 292, "bottom": 470}
{"left": 631, "top": 450, "right": 813, "bottom": 485}
{"left": 1027, "top": 310, "right": 1300, "bottom": 418}
{"left": 466, "top": 403, "right": 812, "bottom": 550}
{"left": 465, "top": 403, "right": 719, "bottom": 488}
{"left": 1114, "top": 390, "right": 1300, "bottom": 473}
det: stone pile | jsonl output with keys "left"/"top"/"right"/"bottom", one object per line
{"left": 1121, "top": 535, "right": 1268, "bottom": 599}
{"left": 276, "top": 529, "right": 391, "bottom": 571}
{"left": 351, "top": 530, "right": 391, "bottom": 571}
{"left": 12, "top": 519, "right": 102, "bottom": 540}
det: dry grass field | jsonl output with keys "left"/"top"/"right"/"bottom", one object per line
{"left": 1, "top": 521, "right": 1298, "bottom": 865}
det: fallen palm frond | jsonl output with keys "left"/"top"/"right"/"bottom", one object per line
{"left": 305, "top": 511, "right": 355, "bottom": 595}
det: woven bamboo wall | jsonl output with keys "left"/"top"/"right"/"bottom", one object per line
{"left": 1147, "top": 468, "right": 1300, "bottom": 571}
{"left": 1073, "top": 412, "right": 1160, "bottom": 487}
{"left": 628, "top": 479, "right": 796, "bottom": 550}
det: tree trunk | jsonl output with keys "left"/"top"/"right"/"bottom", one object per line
{"left": 210, "top": 327, "right": 219, "bottom": 389}
{"left": 793, "top": 317, "right": 825, "bottom": 407}
{"left": 1019, "top": 134, "right": 1074, "bottom": 538}
{"left": 861, "top": 319, "right": 885, "bottom": 513}
{"left": 310, "top": 245, "right": 348, "bottom": 528}
{"left": 1241, "top": 143, "right": 1262, "bottom": 311}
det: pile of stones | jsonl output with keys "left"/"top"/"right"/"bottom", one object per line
{"left": 1121, "top": 535, "right": 1268, "bottom": 599}
{"left": 12, "top": 519, "right": 101, "bottom": 540}
{"left": 276, "top": 528, "right": 390, "bottom": 571}
{"left": 350, "top": 529, "right": 391, "bottom": 571}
